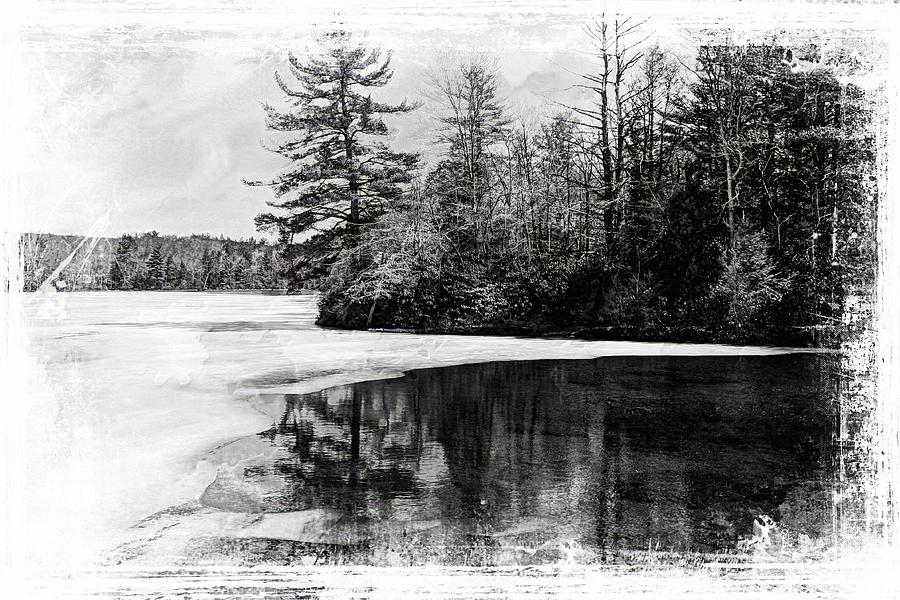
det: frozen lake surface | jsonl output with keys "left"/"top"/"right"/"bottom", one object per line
{"left": 21, "top": 291, "right": 828, "bottom": 569}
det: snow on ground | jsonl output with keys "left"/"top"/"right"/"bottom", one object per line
{"left": 21, "top": 291, "right": 817, "bottom": 570}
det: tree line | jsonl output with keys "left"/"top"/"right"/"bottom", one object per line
{"left": 21, "top": 231, "right": 286, "bottom": 292}
{"left": 248, "top": 26, "right": 876, "bottom": 346}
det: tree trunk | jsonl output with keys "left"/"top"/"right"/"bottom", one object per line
{"left": 724, "top": 154, "right": 736, "bottom": 252}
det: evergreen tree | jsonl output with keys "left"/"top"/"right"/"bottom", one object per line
{"left": 671, "top": 43, "right": 781, "bottom": 252}
{"left": 146, "top": 245, "right": 164, "bottom": 289}
{"left": 176, "top": 260, "right": 190, "bottom": 289}
{"left": 247, "top": 30, "right": 419, "bottom": 287}
{"left": 231, "top": 258, "right": 249, "bottom": 289}
{"left": 108, "top": 234, "right": 136, "bottom": 290}
{"left": 711, "top": 227, "right": 791, "bottom": 340}
{"left": 108, "top": 260, "right": 124, "bottom": 290}
{"left": 164, "top": 255, "right": 177, "bottom": 289}
{"left": 259, "top": 251, "right": 274, "bottom": 288}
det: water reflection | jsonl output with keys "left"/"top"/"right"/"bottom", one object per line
{"left": 232, "top": 355, "right": 836, "bottom": 556}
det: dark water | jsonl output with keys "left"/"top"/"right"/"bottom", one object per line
{"left": 208, "top": 354, "right": 838, "bottom": 562}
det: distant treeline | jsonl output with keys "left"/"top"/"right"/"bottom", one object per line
{"left": 20, "top": 231, "right": 286, "bottom": 292}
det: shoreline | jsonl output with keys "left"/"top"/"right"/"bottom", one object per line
{"left": 28, "top": 289, "right": 839, "bottom": 348}
{"left": 22, "top": 292, "right": 839, "bottom": 572}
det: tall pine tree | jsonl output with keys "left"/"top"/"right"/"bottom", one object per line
{"left": 247, "top": 30, "right": 419, "bottom": 287}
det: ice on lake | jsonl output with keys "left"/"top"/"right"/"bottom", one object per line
{"left": 21, "top": 291, "right": 822, "bottom": 569}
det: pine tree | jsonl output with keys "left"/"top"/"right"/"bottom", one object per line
{"left": 247, "top": 30, "right": 419, "bottom": 286}
{"left": 146, "top": 245, "right": 164, "bottom": 289}
{"left": 671, "top": 43, "right": 780, "bottom": 253}
{"left": 108, "top": 260, "right": 124, "bottom": 290}
{"left": 108, "top": 234, "right": 136, "bottom": 290}
{"left": 712, "top": 227, "right": 791, "bottom": 339}
{"left": 231, "top": 258, "right": 248, "bottom": 289}
{"left": 259, "top": 251, "right": 274, "bottom": 288}
{"left": 177, "top": 260, "right": 190, "bottom": 289}
{"left": 164, "top": 255, "right": 177, "bottom": 289}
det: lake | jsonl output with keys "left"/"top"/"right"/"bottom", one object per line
{"left": 200, "top": 355, "right": 837, "bottom": 564}
{"left": 20, "top": 292, "right": 835, "bottom": 568}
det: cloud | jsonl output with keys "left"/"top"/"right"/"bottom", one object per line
{"left": 21, "top": 5, "right": 878, "bottom": 239}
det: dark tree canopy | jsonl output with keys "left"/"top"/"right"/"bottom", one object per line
{"left": 315, "top": 34, "right": 875, "bottom": 348}
{"left": 247, "top": 30, "right": 419, "bottom": 286}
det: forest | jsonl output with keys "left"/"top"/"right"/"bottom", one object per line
{"left": 20, "top": 231, "right": 285, "bottom": 292}
{"left": 248, "top": 26, "right": 878, "bottom": 347}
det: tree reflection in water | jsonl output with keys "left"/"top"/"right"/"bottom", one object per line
{"left": 243, "top": 355, "right": 836, "bottom": 557}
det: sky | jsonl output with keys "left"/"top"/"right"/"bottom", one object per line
{"left": 14, "top": 0, "right": 892, "bottom": 241}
